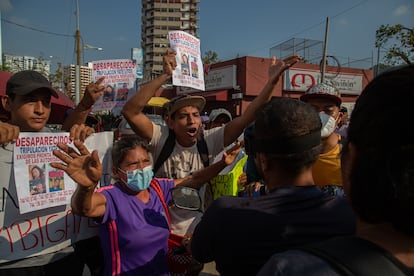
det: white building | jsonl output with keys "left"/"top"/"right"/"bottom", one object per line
{"left": 2, "top": 53, "right": 51, "bottom": 77}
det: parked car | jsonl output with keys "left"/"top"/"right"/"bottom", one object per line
{"left": 113, "top": 114, "right": 166, "bottom": 140}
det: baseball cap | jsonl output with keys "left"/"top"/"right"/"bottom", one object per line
{"left": 300, "top": 81, "right": 341, "bottom": 106}
{"left": 209, "top": 108, "right": 232, "bottom": 122}
{"left": 167, "top": 94, "right": 206, "bottom": 117}
{"left": 6, "top": 70, "right": 58, "bottom": 98}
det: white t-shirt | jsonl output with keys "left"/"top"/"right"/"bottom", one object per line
{"left": 150, "top": 124, "right": 225, "bottom": 235}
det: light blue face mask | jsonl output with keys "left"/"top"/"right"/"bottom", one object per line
{"left": 319, "top": 112, "right": 337, "bottom": 138}
{"left": 119, "top": 165, "right": 154, "bottom": 192}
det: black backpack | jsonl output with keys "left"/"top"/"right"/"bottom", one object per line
{"left": 153, "top": 130, "right": 209, "bottom": 174}
{"left": 296, "top": 236, "right": 412, "bottom": 275}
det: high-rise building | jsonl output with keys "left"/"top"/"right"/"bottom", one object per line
{"left": 141, "top": 0, "right": 200, "bottom": 80}
{"left": 63, "top": 64, "right": 92, "bottom": 101}
{"left": 2, "top": 53, "right": 51, "bottom": 77}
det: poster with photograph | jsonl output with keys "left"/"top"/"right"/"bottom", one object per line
{"left": 13, "top": 132, "right": 114, "bottom": 214}
{"left": 90, "top": 59, "right": 137, "bottom": 115}
{"left": 168, "top": 30, "right": 205, "bottom": 91}
{"left": 13, "top": 133, "right": 75, "bottom": 213}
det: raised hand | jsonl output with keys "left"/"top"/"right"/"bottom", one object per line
{"left": 51, "top": 140, "right": 102, "bottom": 190}
{"left": 69, "top": 124, "right": 95, "bottom": 142}
{"left": 223, "top": 141, "right": 242, "bottom": 166}
{"left": 163, "top": 49, "right": 177, "bottom": 76}
{"left": 81, "top": 76, "right": 107, "bottom": 109}
{"left": 268, "top": 55, "right": 302, "bottom": 85}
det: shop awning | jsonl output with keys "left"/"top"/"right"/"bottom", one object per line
{"left": 146, "top": 96, "right": 170, "bottom": 107}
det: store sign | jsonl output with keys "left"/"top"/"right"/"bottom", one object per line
{"left": 177, "top": 65, "right": 237, "bottom": 94}
{"left": 284, "top": 68, "right": 363, "bottom": 95}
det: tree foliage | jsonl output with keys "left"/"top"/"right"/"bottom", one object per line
{"left": 375, "top": 24, "right": 414, "bottom": 65}
{"left": 0, "top": 63, "right": 12, "bottom": 72}
{"left": 202, "top": 50, "right": 220, "bottom": 64}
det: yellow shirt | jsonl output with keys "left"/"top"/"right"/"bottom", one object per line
{"left": 312, "top": 143, "right": 343, "bottom": 188}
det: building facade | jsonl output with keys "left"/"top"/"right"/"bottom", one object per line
{"left": 2, "top": 53, "right": 51, "bottom": 77}
{"left": 155, "top": 56, "right": 374, "bottom": 118}
{"left": 141, "top": 0, "right": 199, "bottom": 80}
{"left": 63, "top": 64, "right": 92, "bottom": 101}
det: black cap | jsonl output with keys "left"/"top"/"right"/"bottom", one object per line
{"left": 6, "top": 70, "right": 58, "bottom": 98}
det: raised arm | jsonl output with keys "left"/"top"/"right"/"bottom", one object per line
{"left": 61, "top": 76, "right": 106, "bottom": 131}
{"left": 51, "top": 140, "right": 106, "bottom": 218}
{"left": 176, "top": 142, "right": 242, "bottom": 189}
{"left": 121, "top": 49, "right": 176, "bottom": 142}
{"left": 223, "top": 55, "right": 301, "bottom": 146}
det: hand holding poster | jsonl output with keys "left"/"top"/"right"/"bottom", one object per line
{"left": 168, "top": 30, "right": 205, "bottom": 91}
{"left": 1, "top": 131, "right": 113, "bottom": 264}
{"left": 90, "top": 59, "right": 137, "bottom": 114}
{"left": 13, "top": 132, "right": 113, "bottom": 214}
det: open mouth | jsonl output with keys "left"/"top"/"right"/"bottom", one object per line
{"left": 186, "top": 127, "right": 198, "bottom": 137}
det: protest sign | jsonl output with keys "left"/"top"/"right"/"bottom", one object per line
{"left": 90, "top": 59, "right": 137, "bottom": 114}
{"left": 209, "top": 155, "right": 247, "bottom": 199}
{"left": 13, "top": 132, "right": 114, "bottom": 213}
{"left": 0, "top": 132, "right": 113, "bottom": 264}
{"left": 168, "top": 30, "right": 205, "bottom": 91}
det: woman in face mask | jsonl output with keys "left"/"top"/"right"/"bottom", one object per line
{"left": 51, "top": 136, "right": 240, "bottom": 276}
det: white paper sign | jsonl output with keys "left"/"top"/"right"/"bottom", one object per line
{"left": 169, "top": 30, "right": 205, "bottom": 91}
{"left": 91, "top": 59, "right": 137, "bottom": 115}
{"left": 13, "top": 132, "right": 114, "bottom": 214}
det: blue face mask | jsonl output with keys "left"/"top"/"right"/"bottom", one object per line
{"left": 119, "top": 165, "right": 154, "bottom": 192}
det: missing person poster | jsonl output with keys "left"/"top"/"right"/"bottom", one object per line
{"left": 13, "top": 132, "right": 113, "bottom": 214}
{"left": 168, "top": 30, "right": 205, "bottom": 91}
{"left": 90, "top": 59, "right": 137, "bottom": 115}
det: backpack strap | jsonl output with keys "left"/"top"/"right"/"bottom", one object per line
{"left": 153, "top": 129, "right": 176, "bottom": 174}
{"left": 196, "top": 132, "right": 209, "bottom": 168}
{"left": 296, "top": 236, "right": 409, "bottom": 276}
{"left": 150, "top": 179, "right": 170, "bottom": 226}
{"left": 153, "top": 130, "right": 210, "bottom": 174}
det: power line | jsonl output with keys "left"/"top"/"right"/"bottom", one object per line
{"left": 1, "top": 18, "right": 74, "bottom": 38}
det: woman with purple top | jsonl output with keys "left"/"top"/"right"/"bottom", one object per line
{"left": 51, "top": 136, "right": 240, "bottom": 276}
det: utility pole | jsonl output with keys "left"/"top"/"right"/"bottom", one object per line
{"left": 75, "top": 0, "right": 81, "bottom": 104}
{"left": 320, "top": 17, "right": 329, "bottom": 83}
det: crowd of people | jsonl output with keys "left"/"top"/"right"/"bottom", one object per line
{"left": 0, "top": 48, "right": 413, "bottom": 276}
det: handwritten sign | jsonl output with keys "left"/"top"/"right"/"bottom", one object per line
{"left": 169, "top": 30, "right": 205, "bottom": 91}
{"left": 209, "top": 156, "right": 247, "bottom": 199}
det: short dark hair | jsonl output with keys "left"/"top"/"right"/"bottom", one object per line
{"left": 254, "top": 97, "right": 322, "bottom": 175}
{"left": 343, "top": 64, "right": 414, "bottom": 234}
{"left": 112, "top": 137, "right": 152, "bottom": 168}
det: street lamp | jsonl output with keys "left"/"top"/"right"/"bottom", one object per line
{"left": 84, "top": 44, "right": 103, "bottom": 51}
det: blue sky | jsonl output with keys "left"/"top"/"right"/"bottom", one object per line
{"left": 0, "top": 0, "right": 412, "bottom": 72}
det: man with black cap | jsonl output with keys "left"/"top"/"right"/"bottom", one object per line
{"left": 122, "top": 49, "right": 301, "bottom": 238}
{"left": 300, "top": 81, "right": 345, "bottom": 195}
{"left": 0, "top": 70, "right": 100, "bottom": 275}
{"left": 190, "top": 98, "right": 355, "bottom": 276}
